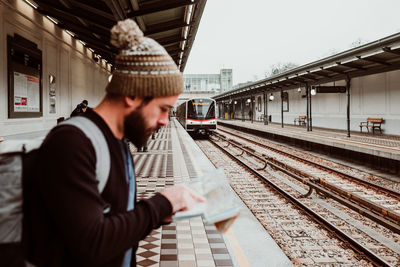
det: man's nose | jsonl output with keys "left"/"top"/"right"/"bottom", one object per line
{"left": 158, "top": 114, "right": 169, "bottom": 126}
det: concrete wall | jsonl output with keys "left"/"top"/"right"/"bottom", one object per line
{"left": 231, "top": 69, "right": 400, "bottom": 135}
{"left": 0, "top": 0, "right": 110, "bottom": 137}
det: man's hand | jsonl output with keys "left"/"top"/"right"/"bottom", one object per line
{"left": 160, "top": 185, "right": 206, "bottom": 214}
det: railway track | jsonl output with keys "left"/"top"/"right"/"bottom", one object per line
{"left": 217, "top": 127, "right": 400, "bottom": 199}
{"left": 214, "top": 129, "right": 400, "bottom": 232}
{"left": 196, "top": 136, "right": 400, "bottom": 266}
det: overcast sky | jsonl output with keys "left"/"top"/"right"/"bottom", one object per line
{"left": 184, "top": 0, "right": 400, "bottom": 85}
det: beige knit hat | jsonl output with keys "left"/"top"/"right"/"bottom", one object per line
{"left": 106, "top": 19, "right": 183, "bottom": 97}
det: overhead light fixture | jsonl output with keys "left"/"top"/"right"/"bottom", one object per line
{"left": 269, "top": 94, "right": 274, "bottom": 101}
{"left": 108, "top": 74, "right": 113, "bottom": 82}
{"left": 247, "top": 99, "right": 251, "bottom": 103}
{"left": 88, "top": 48, "right": 94, "bottom": 53}
{"left": 46, "top": 16, "right": 58, "bottom": 24}
{"left": 79, "top": 40, "right": 86, "bottom": 46}
{"left": 297, "top": 87, "right": 302, "bottom": 92}
{"left": 24, "top": 0, "right": 38, "bottom": 9}
{"left": 311, "top": 88, "right": 317, "bottom": 95}
{"left": 65, "top": 30, "right": 75, "bottom": 37}
{"left": 181, "top": 40, "right": 187, "bottom": 50}
{"left": 234, "top": 101, "right": 237, "bottom": 104}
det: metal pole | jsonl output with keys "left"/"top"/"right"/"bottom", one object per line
{"left": 233, "top": 99, "right": 235, "bottom": 120}
{"left": 251, "top": 95, "right": 253, "bottom": 123}
{"left": 228, "top": 98, "right": 231, "bottom": 120}
{"left": 310, "top": 89, "right": 312, "bottom": 131}
{"left": 281, "top": 90, "right": 284, "bottom": 128}
{"left": 306, "top": 84, "right": 310, "bottom": 131}
{"left": 222, "top": 102, "right": 225, "bottom": 120}
{"left": 241, "top": 98, "right": 244, "bottom": 122}
{"left": 264, "top": 91, "right": 268, "bottom": 125}
{"left": 346, "top": 78, "right": 351, "bottom": 137}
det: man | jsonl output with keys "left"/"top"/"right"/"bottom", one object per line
{"left": 70, "top": 100, "right": 88, "bottom": 117}
{"left": 28, "top": 19, "right": 204, "bottom": 266}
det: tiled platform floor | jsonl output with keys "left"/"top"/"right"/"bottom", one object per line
{"left": 130, "top": 122, "right": 234, "bottom": 267}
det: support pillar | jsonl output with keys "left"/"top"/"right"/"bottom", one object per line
{"left": 250, "top": 95, "right": 254, "bottom": 123}
{"left": 241, "top": 98, "right": 244, "bottom": 122}
{"left": 263, "top": 91, "right": 268, "bottom": 125}
{"left": 281, "top": 90, "right": 284, "bottom": 128}
{"left": 306, "top": 84, "right": 310, "bottom": 131}
{"left": 346, "top": 78, "right": 351, "bottom": 137}
{"left": 310, "top": 89, "right": 312, "bottom": 131}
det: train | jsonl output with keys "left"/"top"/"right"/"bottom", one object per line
{"left": 176, "top": 98, "right": 217, "bottom": 135}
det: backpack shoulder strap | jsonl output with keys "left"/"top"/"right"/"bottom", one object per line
{"left": 60, "top": 116, "right": 110, "bottom": 193}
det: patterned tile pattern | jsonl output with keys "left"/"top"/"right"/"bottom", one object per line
{"left": 137, "top": 229, "right": 162, "bottom": 267}
{"left": 132, "top": 123, "right": 234, "bottom": 267}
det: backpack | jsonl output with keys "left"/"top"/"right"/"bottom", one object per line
{"left": 0, "top": 116, "right": 110, "bottom": 266}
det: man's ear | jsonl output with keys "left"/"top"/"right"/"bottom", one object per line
{"left": 124, "top": 96, "right": 140, "bottom": 108}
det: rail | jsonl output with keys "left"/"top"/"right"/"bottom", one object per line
{"left": 208, "top": 136, "right": 392, "bottom": 267}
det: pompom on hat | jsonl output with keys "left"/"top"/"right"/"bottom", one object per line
{"left": 106, "top": 19, "right": 183, "bottom": 97}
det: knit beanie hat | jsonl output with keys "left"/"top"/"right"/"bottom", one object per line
{"left": 106, "top": 19, "right": 183, "bottom": 97}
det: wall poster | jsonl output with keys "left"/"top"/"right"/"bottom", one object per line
{"left": 282, "top": 91, "right": 289, "bottom": 112}
{"left": 8, "top": 34, "right": 42, "bottom": 118}
{"left": 13, "top": 72, "right": 40, "bottom": 112}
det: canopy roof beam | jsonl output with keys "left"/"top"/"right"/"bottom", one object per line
{"left": 128, "top": 0, "right": 199, "bottom": 17}
{"left": 357, "top": 56, "right": 391, "bottom": 66}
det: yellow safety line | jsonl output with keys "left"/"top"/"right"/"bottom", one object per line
{"left": 225, "top": 228, "right": 251, "bottom": 267}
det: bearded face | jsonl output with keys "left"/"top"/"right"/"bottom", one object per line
{"left": 124, "top": 107, "right": 160, "bottom": 148}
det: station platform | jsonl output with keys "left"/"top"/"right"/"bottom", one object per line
{"left": 217, "top": 119, "right": 400, "bottom": 176}
{"left": 130, "top": 118, "right": 292, "bottom": 267}
{"left": 0, "top": 118, "right": 292, "bottom": 266}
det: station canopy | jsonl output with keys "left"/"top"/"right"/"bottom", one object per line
{"left": 31, "top": 0, "right": 207, "bottom": 71}
{"left": 213, "top": 33, "right": 400, "bottom": 101}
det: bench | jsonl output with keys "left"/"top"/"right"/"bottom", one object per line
{"left": 294, "top": 115, "right": 306, "bottom": 126}
{"left": 359, "top": 118, "right": 383, "bottom": 134}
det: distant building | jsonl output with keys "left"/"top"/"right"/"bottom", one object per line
{"left": 183, "top": 69, "right": 233, "bottom": 93}
{"left": 220, "top": 69, "right": 233, "bottom": 92}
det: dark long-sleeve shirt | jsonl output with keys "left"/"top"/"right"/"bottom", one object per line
{"left": 26, "top": 109, "right": 172, "bottom": 267}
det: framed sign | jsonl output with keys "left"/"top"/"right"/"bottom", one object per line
{"left": 282, "top": 91, "right": 289, "bottom": 112}
{"left": 8, "top": 34, "right": 42, "bottom": 118}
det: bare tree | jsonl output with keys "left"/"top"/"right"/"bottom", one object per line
{"left": 350, "top": 37, "right": 368, "bottom": 48}
{"left": 264, "top": 62, "right": 299, "bottom": 77}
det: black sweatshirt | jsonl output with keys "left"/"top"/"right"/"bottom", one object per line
{"left": 27, "top": 109, "right": 172, "bottom": 267}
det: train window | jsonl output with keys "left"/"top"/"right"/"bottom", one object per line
{"left": 187, "top": 99, "right": 215, "bottom": 120}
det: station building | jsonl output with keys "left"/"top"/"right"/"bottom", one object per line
{"left": 214, "top": 34, "right": 400, "bottom": 135}
{"left": 0, "top": 0, "right": 206, "bottom": 138}
{"left": 1, "top": 1, "right": 399, "bottom": 266}
{"left": 0, "top": 1, "right": 112, "bottom": 137}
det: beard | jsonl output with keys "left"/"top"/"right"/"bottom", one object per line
{"left": 124, "top": 108, "right": 160, "bottom": 148}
